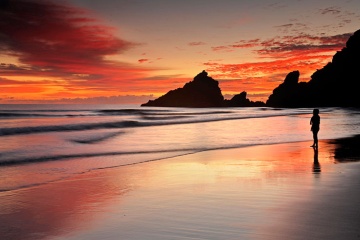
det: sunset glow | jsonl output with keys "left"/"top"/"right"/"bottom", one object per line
{"left": 1, "top": 0, "right": 359, "bottom": 104}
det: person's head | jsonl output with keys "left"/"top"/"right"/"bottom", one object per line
{"left": 313, "top": 109, "right": 319, "bottom": 115}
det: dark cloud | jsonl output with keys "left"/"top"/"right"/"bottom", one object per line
{"left": 274, "top": 23, "right": 309, "bottom": 34}
{"left": 138, "top": 58, "right": 163, "bottom": 64}
{"left": 0, "top": 77, "right": 14, "bottom": 84}
{"left": 142, "top": 74, "right": 184, "bottom": 80}
{"left": 138, "top": 59, "right": 149, "bottom": 63}
{"left": 0, "top": 0, "right": 138, "bottom": 79}
{"left": 256, "top": 33, "right": 352, "bottom": 57}
{"left": 265, "top": 2, "right": 288, "bottom": 10}
{"left": 212, "top": 39, "right": 260, "bottom": 52}
{"left": 211, "top": 32, "right": 351, "bottom": 57}
{"left": 315, "top": 6, "right": 356, "bottom": 30}
{"left": 319, "top": 6, "right": 341, "bottom": 15}
{"left": 188, "top": 42, "right": 206, "bottom": 46}
{"left": 0, "top": 63, "right": 26, "bottom": 71}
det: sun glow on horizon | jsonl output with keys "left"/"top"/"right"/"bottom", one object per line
{"left": 1, "top": 0, "right": 359, "bottom": 104}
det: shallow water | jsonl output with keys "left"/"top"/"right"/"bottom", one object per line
{"left": 1, "top": 140, "right": 359, "bottom": 240}
{"left": 0, "top": 105, "right": 359, "bottom": 192}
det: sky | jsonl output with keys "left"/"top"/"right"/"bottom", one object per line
{"left": 0, "top": 0, "right": 359, "bottom": 104}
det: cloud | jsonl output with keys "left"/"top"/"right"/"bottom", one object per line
{"left": 0, "top": 76, "right": 15, "bottom": 84}
{"left": 315, "top": 6, "right": 357, "bottom": 30}
{"left": 204, "top": 30, "right": 353, "bottom": 102}
{"left": 256, "top": 33, "right": 352, "bottom": 57}
{"left": 0, "top": 0, "right": 153, "bottom": 98}
{"left": 211, "top": 32, "right": 351, "bottom": 58}
{"left": 188, "top": 42, "right": 206, "bottom": 46}
{"left": 138, "top": 59, "right": 149, "bottom": 63}
{"left": 0, "top": 1, "right": 131, "bottom": 66}
{"left": 204, "top": 50, "right": 344, "bottom": 101}
{"left": 3, "top": 95, "right": 155, "bottom": 104}
{"left": 274, "top": 23, "right": 309, "bottom": 34}
{"left": 319, "top": 6, "right": 341, "bottom": 15}
{"left": 137, "top": 58, "right": 163, "bottom": 64}
{"left": 204, "top": 54, "right": 330, "bottom": 79}
{"left": 212, "top": 39, "right": 260, "bottom": 52}
{"left": 0, "top": 63, "right": 26, "bottom": 71}
{"left": 265, "top": 2, "right": 288, "bottom": 10}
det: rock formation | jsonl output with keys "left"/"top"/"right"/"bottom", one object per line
{"left": 141, "top": 70, "right": 224, "bottom": 107}
{"left": 225, "top": 91, "right": 265, "bottom": 107}
{"left": 267, "top": 29, "right": 360, "bottom": 107}
{"left": 142, "top": 29, "right": 360, "bottom": 108}
{"left": 141, "top": 70, "right": 264, "bottom": 108}
{"left": 266, "top": 71, "right": 308, "bottom": 107}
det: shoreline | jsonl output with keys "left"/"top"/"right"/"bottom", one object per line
{"left": 1, "top": 138, "right": 360, "bottom": 239}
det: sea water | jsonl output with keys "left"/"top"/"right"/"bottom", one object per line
{"left": 0, "top": 105, "right": 359, "bottom": 192}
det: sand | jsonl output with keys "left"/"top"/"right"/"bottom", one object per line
{"left": 1, "top": 138, "right": 360, "bottom": 240}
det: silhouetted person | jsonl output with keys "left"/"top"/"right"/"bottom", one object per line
{"left": 310, "top": 109, "right": 320, "bottom": 148}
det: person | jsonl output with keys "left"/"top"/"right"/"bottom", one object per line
{"left": 310, "top": 109, "right": 320, "bottom": 148}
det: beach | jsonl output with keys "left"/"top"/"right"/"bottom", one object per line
{"left": 1, "top": 137, "right": 360, "bottom": 240}
{"left": 2, "top": 0, "right": 360, "bottom": 239}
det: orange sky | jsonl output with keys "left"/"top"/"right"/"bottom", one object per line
{"left": 0, "top": 0, "right": 359, "bottom": 104}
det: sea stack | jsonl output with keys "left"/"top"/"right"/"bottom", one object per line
{"left": 141, "top": 70, "right": 225, "bottom": 107}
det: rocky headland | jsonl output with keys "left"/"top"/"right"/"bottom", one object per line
{"left": 142, "top": 29, "right": 360, "bottom": 108}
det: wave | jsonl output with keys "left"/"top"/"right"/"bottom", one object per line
{"left": 0, "top": 110, "right": 310, "bottom": 137}
{"left": 0, "top": 143, "right": 264, "bottom": 167}
{"left": 0, "top": 112, "right": 57, "bottom": 118}
{"left": 69, "top": 131, "right": 125, "bottom": 144}
{"left": 0, "top": 108, "right": 234, "bottom": 119}
{"left": 0, "top": 148, "right": 202, "bottom": 192}
{"left": 0, "top": 120, "right": 140, "bottom": 136}
{"left": 0, "top": 111, "right": 95, "bottom": 118}
{"left": 97, "top": 108, "right": 171, "bottom": 115}
{"left": 0, "top": 148, "right": 202, "bottom": 167}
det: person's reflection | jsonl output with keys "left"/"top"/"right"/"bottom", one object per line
{"left": 312, "top": 148, "right": 321, "bottom": 174}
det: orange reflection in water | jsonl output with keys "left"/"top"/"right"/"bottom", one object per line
{"left": 0, "top": 140, "right": 340, "bottom": 240}
{"left": 0, "top": 170, "right": 132, "bottom": 240}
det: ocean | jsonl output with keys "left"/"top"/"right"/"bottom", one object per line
{"left": 0, "top": 105, "right": 359, "bottom": 192}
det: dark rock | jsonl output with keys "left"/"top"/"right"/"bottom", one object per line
{"left": 266, "top": 29, "right": 360, "bottom": 108}
{"left": 141, "top": 70, "right": 225, "bottom": 107}
{"left": 141, "top": 71, "right": 266, "bottom": 108}
{"left": 225, "top": 91, "right": 265, "bottom": 107}
{"left": 266, "top": 71, "right": 304, "bottom": 107}
{"left": 142, "top": 29, "right": 360, "bottom": 108}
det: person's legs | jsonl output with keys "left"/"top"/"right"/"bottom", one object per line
{"left": 313, "top": 130, "right": 318, "bottom": 148}
{"left": 311, "top": 131, "right": 317, "bottom": 147}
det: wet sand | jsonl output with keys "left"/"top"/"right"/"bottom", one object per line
{"left": 1, "top": 138, "right": 360, "bottom": 240}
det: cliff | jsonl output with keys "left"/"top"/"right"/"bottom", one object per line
{"left": 267, "top": 29, "right": 360, "bottom": 107}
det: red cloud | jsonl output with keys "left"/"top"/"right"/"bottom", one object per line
{"left": 212, "top": 39, "right": 260, "bottom": 52}
{"left": 205, "top": 54, "right": 332, "bottom": 79}
{"left": 188, "top": 42, "right": 206, "bottom": 46}
{"left": 0, "top": 0, "right": 153, "bottom": 98}
{"left": 208, "top": 31, "right": 350, "bottom": 99}
{"left": 256, "top": 33, "right": 352, "bottom": 57}
{"left": 319, "top": 6, "right": 341, "bottom": 15}
{"left": 211, "top": 33, "right": 350, "bottom": 57}
{"left": 0, "top": 1, "right": 131, "bottom": 67}
{"left": 204, "top": 53, "right": 335, "bottom": 102}
{"left": 138, "top": 59, "right": 149, "bottom": 63}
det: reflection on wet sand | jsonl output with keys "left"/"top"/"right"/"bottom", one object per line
{"left": 312, "top": 148, "right": 321, "bottom": 174}
{"left": 0, "top": 170, "right": 133, "bottom": 240}
{"left": 1, "top": 139, "right": 360, "bottom": 240}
